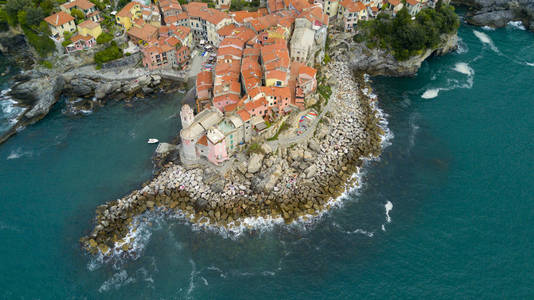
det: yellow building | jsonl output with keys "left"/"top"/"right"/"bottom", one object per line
{"left": 116, "top": 2, "right": 141, "bottom": 30}
{"left": 77, "top": 19, "right": 102, "bottom": 38}
{"left": 44, "top": 11, "right": 76, "bottom": 40}
{"left": 323, "top": 0, "right": 339, "bottom": 18}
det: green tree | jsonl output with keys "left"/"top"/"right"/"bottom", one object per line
{"left": 70, "top": 8, "right": 84, "bottom": 23}
{"left": 5, "top": 0, "right": 31, "bottom": 17}
{"left": 96, "top": 31, "right": 113, "bottom": 44}
{"left": 24, "top": 7, "right": 45, "bottom": 27}
{"left": 17, "top": 9, "right": 27, "bottom": 26}
{"left": 39, "top": 0, "right": 55, "bottom": 16}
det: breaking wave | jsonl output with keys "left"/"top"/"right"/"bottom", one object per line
{"left": 421, "top": 89, "right": 440, "bottom": 99}
{"left": 421, "top": 62, "right": 475, "bottom": 99}
{"left": 473, "top": 30, "right": 499, "bottom": 53}
{"left": 508, "top": 21, "right": 526, "bottom": 30}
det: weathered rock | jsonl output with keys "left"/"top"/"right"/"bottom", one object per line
{"left": 247, "top": 153, "right": 264, "bottom": 173}
{"left": 308, "top": 138, "right": 321, "bottom": 152}
{"left": 350, "top": 33, "right": 458, "bottom": 76}
{"left": 261, "top": 143, "right": 272, "bottom": 154}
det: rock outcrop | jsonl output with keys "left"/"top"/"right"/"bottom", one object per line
{"left": 348, "top": 33, "right": 458, "bottom": 77}
{"left": 1, "top": 67, "right": 186, "bottom": 145}
{"left": 453, "top": 0, "right": 534, "bottom": 31}
{"left": 0, "top": 32, "right": 36, "bottom": 69}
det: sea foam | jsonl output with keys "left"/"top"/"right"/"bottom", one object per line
{"left": 508, "top": 21, "right": 526, "bottom": 30}
{"left": 421, "top": 89, "right": 440, "bottom": 99}
{"left": 473, "top": 30, "right": 499, "bottom": 52}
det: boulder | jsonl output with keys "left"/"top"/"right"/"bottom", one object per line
{"left": 305, "top": 165, "right": 318, "bottom": 179}
{"left": 69, "top": 77, "right": 98, "bottom": 96}
{"left": 308, "top": 138, "right": 321, "bottom": 152}
{"left": 247, "top": 153, "right": 264, "bottom": 173}
{"left": 261, "top": 143, "right": 272, "bottom": 154}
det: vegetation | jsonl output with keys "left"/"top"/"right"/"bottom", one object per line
{"left": 70, "top": 8, "right": 84, "bottom": 24}
{"left": 247, "top": 142, "right": 261, "bottom": 154}
{"left": 230, "top": 0, "right": 260, "bottom": 11}
{"left": 96, "top": 31, "right": 113, "bottom": 44}
{"left": 22, "top": 25, "right": 56, "bottom": 56}
{"left": 267, "top": 121, "right": 289, "bottom": 141}
{"left": 40, "top": 60, "right": 53, "bottom": 68}
{"left": 94, "top": 41, "right": 123, "bottom": 65}
{"left": 317, "top": 84, "right": 332, "bottom": 100}
{"left": 355, "top": 3, "right": 459, "bottom": 61}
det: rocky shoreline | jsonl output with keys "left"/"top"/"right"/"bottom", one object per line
{"left": 336, "top": 33, "right": 459, "bottom": 77}
{"left": 80, "top": 59, "right": 388, "bottom": 257}
{"left": 0, "top": 67, "right": 188, "bottom": 145}
{"left": 453, "top": 0, "right": 534, "bottom": 31}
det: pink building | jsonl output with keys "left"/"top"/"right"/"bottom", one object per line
{"left": 65, "top": 34, "right": 96, "bottom": 53}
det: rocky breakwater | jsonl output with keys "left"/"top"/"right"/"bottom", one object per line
{"left": 1, "top": 67, "right": 186, "bottom": 145}
{"left": 346, "top": 33, "right": 458, "bottom": 76}
{"left": 80, "top": 60, "right": 387, "bottom": 258}
{"left": 453, "top": 0, "right": 534, "bottom": 31}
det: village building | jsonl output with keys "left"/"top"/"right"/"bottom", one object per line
{"left": 116, "top": 1, "right": 142, "bottom": 30}
{"left": 44, "top": 11, "right": 76, "bottom": 40}
{"left": 127, "top": 22, "right": 158, "bottom": 43}
{"left": 337, "top": 0, "right": 367, "bottom": 32}
{"left": 289, "top": 26, "right": 314, "bottom": 63}
{"left": 406, "top": 0, "right": 423, "bottom": 16}
{"left": 77, "top": 19, "right": 102, "bottom": 39}
{"left": 65, "top": 34, "right": 96, "bottom": 52}
{"left": 60, "top": 0, "right": 96, "bottom": 16}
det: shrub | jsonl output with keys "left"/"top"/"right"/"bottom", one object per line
{"left": 61, "top": 39, "right": 72, "bottom": 47}
{"left": 357, "top": 5, "right": 459, "bottom": 61}
{"left": 22, "top": 25, "right": 55, "bottom": 57}
{"left": 40, "top": 60, "right": 53, "bottom": 68}
{"left": 94, "top": 41, "right": 123, "bottom": 64}
{"left": 96, "top": 31, "right": 113, "bottom": 44}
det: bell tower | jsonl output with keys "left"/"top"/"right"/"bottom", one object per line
{"left": 180, "top": 104, "right": 194, "bottom": 129}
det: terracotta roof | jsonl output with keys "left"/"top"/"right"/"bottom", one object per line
{"left": 87, "top": 10, "right": 101, "bottom": 18}
{"left": 406, "top": 0, "right": 418, "bottom": 5}
{"left": 224, "top": 103, "right": 238, "bottom": 112}
{"left": 388, "top": 0, "right": 400, "bottom": 6}
{"left": 266, "top": 69, "right": 288, "bottom": 81}
{"left": 237, "top": 109, "right": 251, "bottom": 121}
{"left": 71, "top": 34, "right": 93, "bottom": 42}
{"left": 78, "top": 19, "right": 99, "bottom": 29}
{"left": 184, "top": 4, "right": 229, "bottom": 25}
{"left": 243, "top": 47, "right": 260, "bottom": 57}
{"left": 62, "top": 0, "right": 95, "bottom": 10}
{"left": 261, "top": 86, "right": 291, "bottom": 99}
{"left": 340, "top": 0, "right": 366, "bottom": 12}
{"left": 298, "top": 65, "right": 317, "bottom": 78}
{"left": 245, "top": 97, "right": 267, "bottom": 111}
{"left": 117, "top": 2, "right": 137, "bottom": 18}
{"left": 213, "top": 94, "right": 240, "bottom": 104}
{"left": 128, "top": 23, "right": 158, "bottom": 41}
{"left": 44, "top": 11, "right": 74, "bottom": 27}
{"left": 197, "top": 135, "right": 208, "bottom": 146}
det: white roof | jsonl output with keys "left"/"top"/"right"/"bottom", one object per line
{"left": 207, "top": 128, "right": 225, "bottom": 144}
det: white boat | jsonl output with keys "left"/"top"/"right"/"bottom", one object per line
{"left": 147, "top": 138, "right": 159, "bottom": 144}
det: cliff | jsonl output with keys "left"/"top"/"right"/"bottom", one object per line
{"left": 343, "top": 33, "right": 458, "bottom": 77}
{"left": 0, "top": 31, "right": 37, "bottom": 69}
{"left": 453, "top": 0, "right": 534, "bottom": 30}
{"left": 0, "top": 67, "right": 187, "bottom": 145}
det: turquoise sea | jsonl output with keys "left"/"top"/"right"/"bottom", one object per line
{"left": 0, "top": 19, "right": 533, "bottom": 298}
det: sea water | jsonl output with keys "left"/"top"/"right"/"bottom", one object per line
{"left": 0, "top": 20, "right": 533, "bottom": 298}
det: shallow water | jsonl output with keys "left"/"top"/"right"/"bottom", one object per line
{"left": 0, "top": 21, "right": 533, "bottom": 298}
